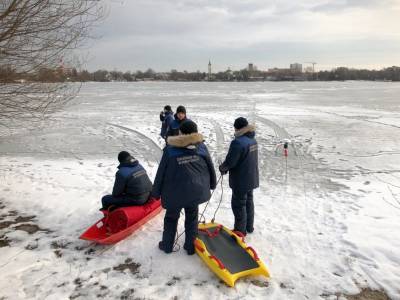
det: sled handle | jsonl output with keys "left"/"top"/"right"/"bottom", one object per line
{"left": 199, "top": 224, "right": 222, "bottom": 238}
{"left": 232, "top": 231, "right": 245, "bottom": 242}
{"left": 194, "top": 240, "right": 205, "bottom": 253}
{"left": 209, "top": 255, "right": 225, "bottom": 270}
{"left": 246, "top": 247, "right": 259, "bottom": 261}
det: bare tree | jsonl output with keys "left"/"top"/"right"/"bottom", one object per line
{"left": 0, "top": 0, "right": 105, "bottom": 127}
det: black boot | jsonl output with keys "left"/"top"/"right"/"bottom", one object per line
{"left": 158, "top": 241, "right": 172, "bottom": 254}
{"left": 183, "top": 244, "right": 195, "bottom": 255}
{"left": 246, "top": 227, "right": 254, "bottom": 234}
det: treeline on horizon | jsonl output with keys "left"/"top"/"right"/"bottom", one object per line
{"left": 1, "top": 65, "right": 400, "bottom": 83}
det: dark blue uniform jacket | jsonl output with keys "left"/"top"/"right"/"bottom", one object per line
{"left": 152, "top": 133, "right": 217, "bottom": 210}
{"left": 166, "top": 115, "right": 191, "bottom": 138}
{"left": 112, "top": 159, "right": 153, "bottom": 197}
{"left": 220, "top": 125, "right": 259, "bottom": 193}
{"left": 160, "top": 111, "right": 174, "bottom": 138}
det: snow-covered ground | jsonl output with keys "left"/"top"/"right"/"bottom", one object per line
{"left": 1, "top": 81, "right": 399, "bottom": 300}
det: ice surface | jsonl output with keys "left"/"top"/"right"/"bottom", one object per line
{"left": 0, "top": 81, "right": 399, "bottom": 299}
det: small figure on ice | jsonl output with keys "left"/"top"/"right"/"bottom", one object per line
{"left": 152, "top": 120, "right": 217, "bottom": 255}
{"left": 159, "top": 105, "right": 174, "bottom": 139}
{"left": 101, "top": 151, "right": 153, "bottom": 210}
{"left": 219, "top": 117, "right": 259, "bottom": 235}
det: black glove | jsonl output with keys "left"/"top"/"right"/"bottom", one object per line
{"left": 219, "top": 164, "right": 228, "bottom": 175}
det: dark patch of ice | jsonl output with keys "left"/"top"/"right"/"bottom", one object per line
{"left": 15, "top": 215, "right": 35, "bottom": 223}
{"left": 120, "top": 288, "right": 135, "bottom": 300}
{"left": 51, "top": 240, "right": 71, "bottom": 249}
{"left": 14, "top": 224, "right": 41, "bottom": 234}
{"left": 54, "top": 250, "right": 62, "bottom": 258}
{"left": 113, "top": 258, "right": 141, "bottom": 275}
{"left": 166, "top": 276, "right": 181, "bottom": 286}
{"left": 344, "top": 288, "right": 391, "bottom": 300}
{"left": 250, "top": 279, "right": 269, "bottom": 288}
{"left": 0, "top": 236, "right": 10, "bottom": 247}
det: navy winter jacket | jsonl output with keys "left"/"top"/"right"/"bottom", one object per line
{"left": 220, "top": 125, "right": 259, "bottom": 193}
{"left": 166, "top": 115, "right": 191, "bottom": 138}
{"left": 151, "top": 133, "right": 217, "bottom": 210}
{"left": 112, "top": 159, "right": 153, "bottom": 198}
{"left": 160, "top": 111, "right": 174, "bottom": 139}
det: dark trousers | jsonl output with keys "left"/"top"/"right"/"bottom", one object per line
{"left": 162, "top": 206, "right": 199, "bottom": 252}
{"left": 231, "top": 190, "right": 254, "bottom": 234}
{"left": 101, "top": 192, "right": 150, "bottom": 210}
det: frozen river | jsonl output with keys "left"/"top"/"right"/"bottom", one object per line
{"left": 1, "top": 82, "right": 399, "bottom": 299}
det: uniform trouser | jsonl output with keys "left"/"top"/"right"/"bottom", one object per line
{"left": 101, "top": 192, "right": 150, "bottom": 210}
{"left": 231, "top": 189, "right": 254, "bottom": 234}
{"left": 162, "top": 206, "right": 199, "bottom": 252}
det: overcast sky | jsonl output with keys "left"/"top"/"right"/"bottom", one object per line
{"left": 84, "top": 0, "right": 400, "bottom": 72}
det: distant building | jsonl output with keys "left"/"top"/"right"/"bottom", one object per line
{"left": 248, "top": 63, "right": 254, "bottom": 73}
{"left": 266, "top": 68, "right": 294, "bottom": 81}
{"left": 268, "top": 68, "right": 291, "bottom": 74}
{"left": 290, "top": 63, "right": 302, "bottom": 73}
{"left": 304, "top": 66, "right": 314, "bottom": 73}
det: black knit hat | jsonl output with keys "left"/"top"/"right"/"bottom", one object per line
{"left": 176, "top": 105, "right": 186, "bottom": 114}
{"left": 164, "top": 105, "right": 172, "bottom": 112}
{"left": 179, "top": 120, "right": 198, "bottom": 134}
{"left": 234, "top": 117, "right": 248, "bottom": 130}
{"left": 118, "top": 151, "right": 132, "bottom": 163}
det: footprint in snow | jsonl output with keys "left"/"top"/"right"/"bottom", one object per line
{"left": 250, "top": 279, "right": 269, "bottom": 288}
{"left": 166, "top": 276, "right": 181, "bottom": 286}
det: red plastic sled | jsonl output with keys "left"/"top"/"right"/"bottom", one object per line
{"left": 80, "top": 199, "right": 162, "bottom": 245}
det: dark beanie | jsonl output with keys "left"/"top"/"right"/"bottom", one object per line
{"left": 118, "top": 151, "right": 132, "bottom": 163}
{"left": 164, "top": 105, "right": 172, "bottom": 112}
{"left": 176, "top": 105, "right": 186, "bottom": 114}
{"left": 180, "top": 120, "right": 198, "bottom": 134}
{"left": 234, "top": 117, "right": 248, "bottom": 130}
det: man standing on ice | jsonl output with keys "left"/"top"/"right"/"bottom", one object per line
{"left": 152, "top": 120, "right": 217, "bottom": 255}
{"left": 159, "top": 105, "right": 174, "bottom": 139}
{"left": 166, "top": 105, "right": 190, "bottom": 138}
{"left": 101, "top": 151, "right": 153, "bottom": 210}
{"left": 219, "top": 117, "right": 259, "bottom": 235}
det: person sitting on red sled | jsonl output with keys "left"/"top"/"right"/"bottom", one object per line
{"left": 101, "top": 151, "right": 153, "bottom": 210}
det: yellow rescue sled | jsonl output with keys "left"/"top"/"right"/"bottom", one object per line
{"left": 195, "top": 223, "right": 270, "bottom": 287}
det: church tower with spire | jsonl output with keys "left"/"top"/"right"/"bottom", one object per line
{"left": 208, "top": 59, "right": 212, "bottom": 81}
